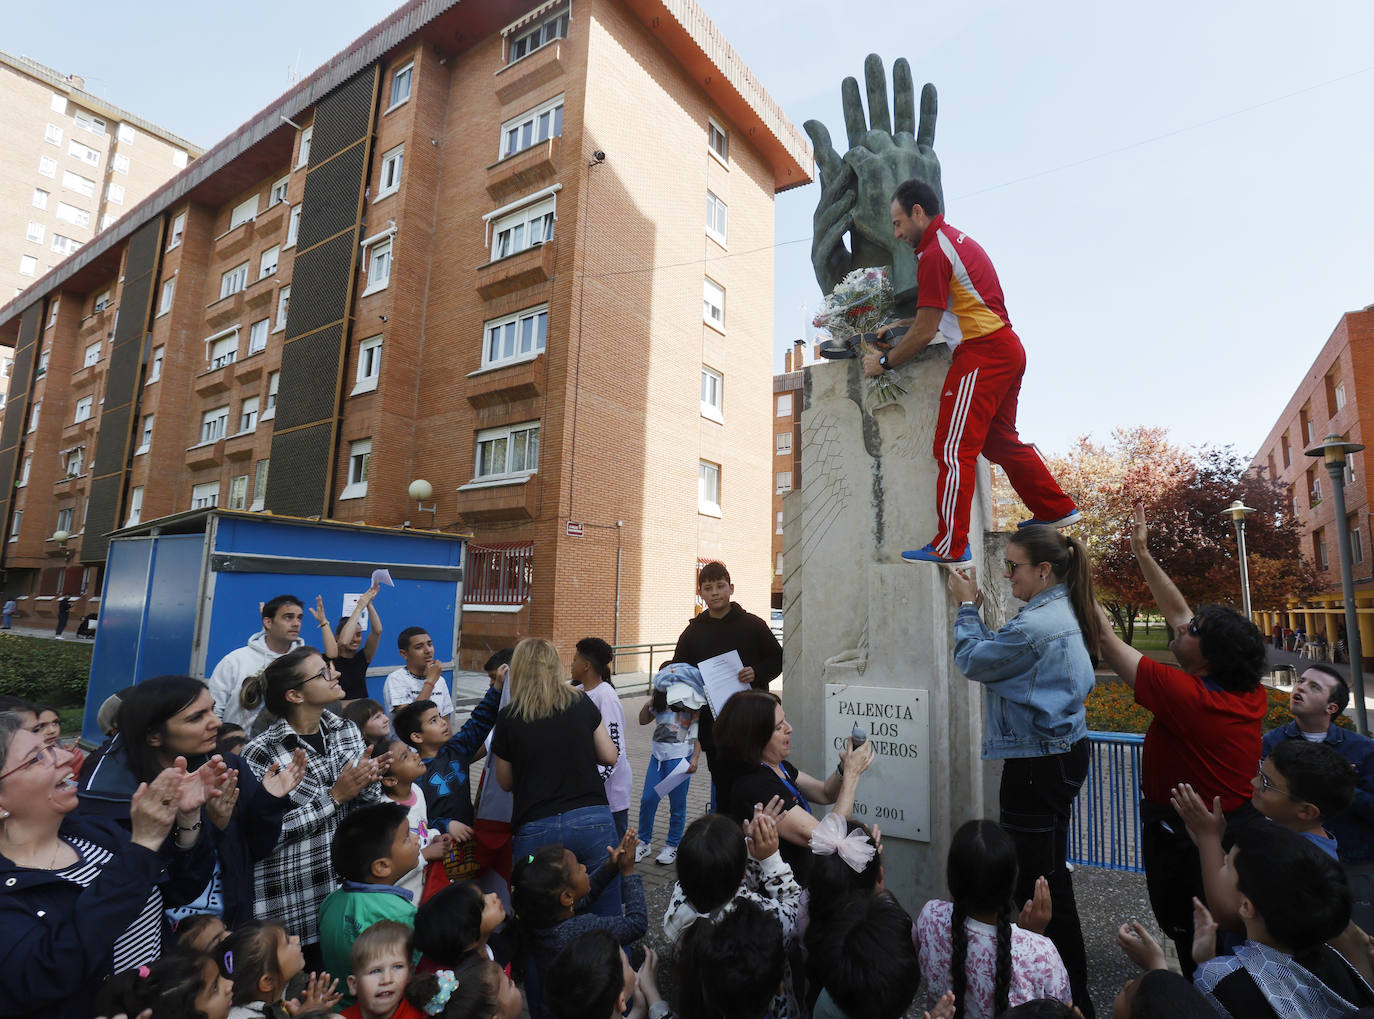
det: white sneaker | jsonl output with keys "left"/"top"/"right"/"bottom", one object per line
{"left": 655, "top": 845, "right": 678, "bottom": 865}
{"left": 634, "top": 840, "right": 652, "bottom": 862}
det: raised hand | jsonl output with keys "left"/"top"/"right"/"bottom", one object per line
{"left": 1191, "top": 897, "right": 1218, "bottom": 966}
{"left": 1018, "top": 875, "right": 1052, "bottom": 934}
{"left": 309, "top": 595, "right": 329, "bottom": 629}
{"left": 205, "top": 767, "right": 240, "bottom": 831}
{"left": 924, "top": 990, "right": 956, "bottom": 1019}
{"left": 838, "top": 738, "right": 875, "bottom": 778}
{"left": 1169, "top": 784, "right": 1226, "bottom": 847}
{"left": 608, "top": 826, "right": 640, "bottom": 875}
{"left": 1129, "top": 502, "right": 1150, "bottom": 559}
{"left": 285, "top": 971, "right": 342, "bottom": 1015}
{"left": 330, "top": 746, "right": 379, "bottom": 804}
{"left": 176, "top": 755, "right": 228, "bottom": 816}
{"left": 1117, "top": 920, "right": 1167, "bottom": 972}
{"left": 130, "top": 767, "right": 186, "bottom": 850}
{"left": 262, "top": 748, "right": 308, "bottom": 799}
{"left": 744, "top": 808, "right": 780, "bottom": 860}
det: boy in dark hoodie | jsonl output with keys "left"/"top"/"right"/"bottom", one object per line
{"left": 393, "top": 672, "right": 503, "bottom": 843}
{"left": 672, "top": 560, "right": 782, "bottom": 810}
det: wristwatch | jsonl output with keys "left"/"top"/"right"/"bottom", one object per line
{"left": 878, "top": 353, "right": 891, "bottom": 371}
{"left": 960, "top": 601, "right": 977, "bottom": 608}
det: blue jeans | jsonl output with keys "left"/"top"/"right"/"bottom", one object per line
{"left": 638, "top": 757, "right": 691, "bottom": 846}
{"left": 513, "top": 804, "right": 621, "bottom": 917}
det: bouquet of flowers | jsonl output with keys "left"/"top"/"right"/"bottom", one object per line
{"left": 812, "top": 266, "right": 907, "bottom": 406}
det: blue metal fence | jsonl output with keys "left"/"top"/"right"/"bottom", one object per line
{"left": 1068, "top": 731, "right": 1145, "bottom": 873}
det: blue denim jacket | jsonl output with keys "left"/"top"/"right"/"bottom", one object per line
{"left": 953, "top": 584, "right": 1096, "bottom": 759}
{"left": 1261, "top": 720, "right": 1374, "bottom": 864}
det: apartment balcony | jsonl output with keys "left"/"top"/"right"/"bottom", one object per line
{"left": 486, "top": 138, "right": 560, "bottom": 202}
{"left": 78, "top": 306, "right": 115, "bottom": 341}
{"left": 244, "top": 277, "right": 275, "bottom": 311}
{"left": 60, "top": 417, "right": 96, "bottom": 445}
{"left": 493, "top": 41, "right": 567, "bottom": 106}
{"left": 205, "top": 292, "right": 245, "bottom": 331}
{"left": 474, "top": 243, "right": 553, "bottom": 300}
{"left": 255, "top": 203, "right": 287, "bottom": 241}
{"left": 185, "top": 438, "right": 224, "bottom": 470}
{"left": 456, "top": 475, "right": 537, "bottom": 523}
{"left": 223, "top": 429, "right": 258, "bottom": 461}
{"left": 467, "top": 355, "right": 544, "bottom": 409}
{"left": 70, "top": 358, "right": 105, "bottom": 391}
{"left": 194, "top": 363, "right": 234, "bottom": 397}
{"left": 214, "top": 218, "right": 257, "bottom": 260}
{"left": 235, "top": 352, "right": 266, "bottom": 385}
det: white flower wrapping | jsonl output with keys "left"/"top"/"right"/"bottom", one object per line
{"left": 812, "top": 266, "right": 907, "bottom": 407}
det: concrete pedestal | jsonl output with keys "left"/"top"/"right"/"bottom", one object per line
{"left": 781, "top": 350, "right": 1005, "bottom": 911}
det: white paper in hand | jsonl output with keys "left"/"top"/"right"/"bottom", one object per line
{"left": 653, "top": 757, "right": 692, "bottom": 798}
{"left": 699, "top": 649, "right": 746, "bottom": 715}
{"left": 371, "top": 568, "right": 395, "bottom": 588}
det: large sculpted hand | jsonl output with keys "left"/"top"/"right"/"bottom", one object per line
{"left": 804, "top": 55, "right": 942, "bottom": 306}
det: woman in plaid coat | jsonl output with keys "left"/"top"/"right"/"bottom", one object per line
{"left": 240, "top": 646, "right": 388, "bottom": 968}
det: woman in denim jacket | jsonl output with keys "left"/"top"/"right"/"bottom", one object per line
{"left": 947, "top": 524, "right": 1102, "bottom": 1019}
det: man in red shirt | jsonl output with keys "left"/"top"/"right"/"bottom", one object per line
{"left": 864, "top": 177, "right": 1078, "bottom": 564}
{"left": 1096, "top": 505, "right": 1268, "bottom": 975}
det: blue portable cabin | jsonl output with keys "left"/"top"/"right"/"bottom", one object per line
{"left": 83, "top": 508, "right": 467, "bottom": 742}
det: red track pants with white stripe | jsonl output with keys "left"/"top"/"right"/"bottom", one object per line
{"left": 930, "top": 328, "right": 1076, "bottom": 557}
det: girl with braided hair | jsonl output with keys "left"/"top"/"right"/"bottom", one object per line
{"left": 916, "top": 821, "right": 1071, "bottom": 1019}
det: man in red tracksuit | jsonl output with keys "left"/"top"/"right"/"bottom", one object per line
{"left": 863, "top": 177, "right": 1078, "bottom": 563}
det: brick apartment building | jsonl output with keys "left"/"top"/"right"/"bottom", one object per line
{"left": 771, "top": 339, "right": 806, "bottom": 609}
{"left": 1249, "top": 306, "right": 1374, "bottom": 666}
{"left": 0, "top": 52, "right": 200, "bottom": 421}
{"left": 0, "top": 0, "right": 812, "bottom": 666}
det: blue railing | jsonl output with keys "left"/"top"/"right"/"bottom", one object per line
{"left": 1068, "top": 731, "right": 1144, "bottom": 873}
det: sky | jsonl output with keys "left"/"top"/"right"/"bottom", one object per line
{"left": 8, "top": 0, "right": 1374, "bottom": 460}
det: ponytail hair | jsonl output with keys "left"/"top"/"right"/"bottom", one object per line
{"left": 241, "top": 646, "right": 320, "bottom": 717}
{"left": 406, "top": 956, "right": 504, "bottom": 1019}
{"left": 946, "top": 820, "right": 1018, "bottom": 1019}
{"left": 1007, "top": 526, "right": 1101, "bottom": 661}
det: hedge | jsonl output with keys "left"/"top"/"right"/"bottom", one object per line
{"left": 1086, "top": 677, "right": 1353, "bottom": 735}
{"left": 0, "top": 633, "right": 93, "bottom": 706}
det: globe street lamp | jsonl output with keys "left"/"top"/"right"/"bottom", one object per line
{"left": 1305, "top": 433, "right": 1368, "bottom": 734}
{"left": 1220, "top": 500, "right": 1254, "bottom": 620}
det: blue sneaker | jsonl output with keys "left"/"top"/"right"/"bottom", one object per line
{"left": 901, "top": 543, "right": 971, "bottom": 564}
{"left": 1017, "top": 510, "right": 1082, "bottom": 529}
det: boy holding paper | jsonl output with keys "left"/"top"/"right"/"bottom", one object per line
{"left": 673, "top": 561, "right": 783, "bottom": 808}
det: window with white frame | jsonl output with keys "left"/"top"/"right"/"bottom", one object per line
{"left": 507, "top": 3, "right": 569, "bottom": 63}
{"left": 38, "top": 155, "right": 57, "bottom": 178}
{"left": 56, "top": 202, "right": 91, "bottom": 229}
{"left": 167, "top": 212, "right": 185, "bottom": 249}
{"left": 33, "top": 188, "right": 50, "bottom": 209}
{"left": 1336, "top": 380, "right": 1348, "bottom": 411}
{"left": 158, "top": 278, "right": 175, "bottom": 316}
{"left": 18, "top": 456, "right": 31, "bottom": 487}
{"left": 136, "top": 414, "right": 153, "bottom": 454}
{"left": 297, "top": 127, "right": 312, "bottom": 168}
{"left": 482, "top": 305, "right": 547, "bottom": 368}
{"left": 208, "top": 330, "right": 238, "bottom": 369}
{"left": 702, "top": 278, "right": 725, "bottom": 331}
{"left": 74, "top": 396, "right": 93, "bottom": 422}
{"left": 94, "top": 289, "right": 111, "bottom": 312}
{"left": 38, "top": 349, "right": 49, "bottom": 373}
{"left": 475, "top": 421, "right": 540, "bottom": 480}
{"left": 252, "top": 459, "right": 270, "bottom": 510}
{"left": 58, "top": 507, "right": 75, "bottom": 534}
{"left": 51, "top": 234, "right": 81, "bottom": 256}
{"left": 19, "top": 256, "right": 36, "bottom": 278}
{"left": 275, "top": 286, "right": 290, "bottom": 331}
{"left": 62, "top": 171, "right": 95, "bottom": 197}
{"left": 776, "top": 394, "right": 793, "bottom": 417}
{"left": 106, "top": 183, "right": 125, "bottom": 205}
{"left": 220, "top": 263, "right": 249, "bottom": 299}
{"left": 341, "top": 439, "right": 371, "bottom": 499}
{"left": 126, "top": 485, "right": 144, "bottom": 526}
{"left": 776, "top": 432, "right": 792, "bottom": 455}
{"left": 700, "top": 365, "right": 723, "bottom": 421}
{"left": 776, "top": 471, "right": 793, "bottom": 494}
{"left": 229, "top": 196, "right": 258, "bottom": 230}
{"left": 44, "top": 123, "right": 62, "bottom": 145}
{"left": 83, "top": 341, "right": 101, "bottom": 368}
{"left": 706, "top": 191, "right": 728, "bottom": 244}
{"left": 68, "top": 139, "right": 100, "bottom": 166}
{"left": 239, "top": 397, "right": 259, "bottom": 433}
{"left": 500, "top": 95, "right": 564, "bottom": 158}
{"left": 100, "top": 212, "right": 117, "bottom": 231}
{"left": 228, "top": 474, "right": 249, "bottom": 510}
{"left": 149, "top": 346, "right": 164, "bottom": 382}
{"left": 377, "top": 146, "right": 403, "bottom": 199}
{"left": 708, "top": 118, "right": 728, "bottom": 162}
{"left": 172, "top": 149, "right": 188, "bottom": 168}
{"left": 50, "top": 93, "right": 66, "bottom": 114}
{"left": 268, "top": 176, "right": 289, "bottom": 208}
{"left": 361, "top": 235, "right": 392, "bottom": 294}
{"left": 7, "top": 510, "right": 19, "bottom": 542}
{"left": 490, "top": 196, "right": 555, "bottom": 260}
{"left": 776, "top": 510, "right": 784, "bottom": 534}
{"left": 353, "top": 335, "right": 383, "bottom": 394}
{"left": 200, "top": 406, "right": 229, "bottom": 444}
{"left": 248, "top": 318, "right": 269, "bottom": 355}
{"left": 389, "top": 60, "right": 414, "bottom": 108}
{"left": 191, "top": 482, "right": 219, "bottom": 509}
{"left": 64, "top": 448, "right": 83, "bottom": 477}
{"left": 699, "top": 460, "right": 721, "bottom": 515}
{"left": 263, "top": 371, "right": 279, "bottom": 419}
{"left": 73, "top": 110, "right": 106, "bottom": 135}
{"left": 114, "top": 153, "right": 130, "bottom": 175}
{"left": 117, "top": 123, "right": 136, "bottom": 144}
{"left": 286, "top": 205, "right": 301, "bottom": 247}
{"left": 259, "top": 245, "right": 279, "bottom": 279}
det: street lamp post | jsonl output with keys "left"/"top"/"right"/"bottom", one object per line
{"left": 1220, "top": 500, "right": 1255, "bottom": 620}
{"left": 1306, "top": 433, "right": 1368, "bottom": 735}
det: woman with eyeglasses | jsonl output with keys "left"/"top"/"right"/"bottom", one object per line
{"left": 238, "top": 645, "right": 389, "bottom": 970}
{"left": 77, "top": 675, "right": 307, "bottom": 933}
{"left": 0, "top": 696, "right": 85, "bottom": 776}
{"left": 946, "top": 524, "right": 1102, "bottom": 1018}
{"left": 0, "top": 710, "right": 214, "bottom": 1019}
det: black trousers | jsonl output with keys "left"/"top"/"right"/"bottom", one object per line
{"left": 1000, "top": 740, "right": 1094, "bottom": 1019}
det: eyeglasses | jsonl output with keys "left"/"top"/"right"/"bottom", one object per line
{"left": 0, "top": 739, "right": 75, "bottom": 783}
{"left": 1187, "top": 617, "right": 1202, "bottom": 637}
{"left": 289, "top": 664, "right": 332, "bottom": 690}
{"left": 1005, "top": 559, "right": 1030, "bottom": 573}
{"left": 1256, "top": 762, "right": 1295, "bottom": 798}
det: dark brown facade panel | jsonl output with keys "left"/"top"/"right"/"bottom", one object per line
{"left": 284, "top": 232, "right": 358, "bottom": 338}
{"left": 264, "top": 422, "right": 334, "bottom": 517}
{"left": 125, "top": 220, "right": 162, "bottom": 285}
{"left": 296, "top": 143, "right": 369, "bottom": 253}
{"left": 275, "top": 324, "right": 346, "bottom": 431}
{"left": 0, "top": 304, "right": 43, "bottom": 556}
{"left": 82, "top": 475, "right": 124, "bottom": 560}
{"left": 104, "top": 333, "right": 145, "bottom": 405}
{"left": 308, "top": 70, "right": 380, "bottom": 167}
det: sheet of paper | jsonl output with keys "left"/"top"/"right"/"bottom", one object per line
{"left": 371, "top": 568, "right": 395, "bottom": 588}
{"left": 341, "top": 594, "right": 368, "bottom": 632}
{"left": 699, "top": 649, "right": 746, "bottom": 715}
{"left": 653, "top": 757, "right": 692, "bottom": 798}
